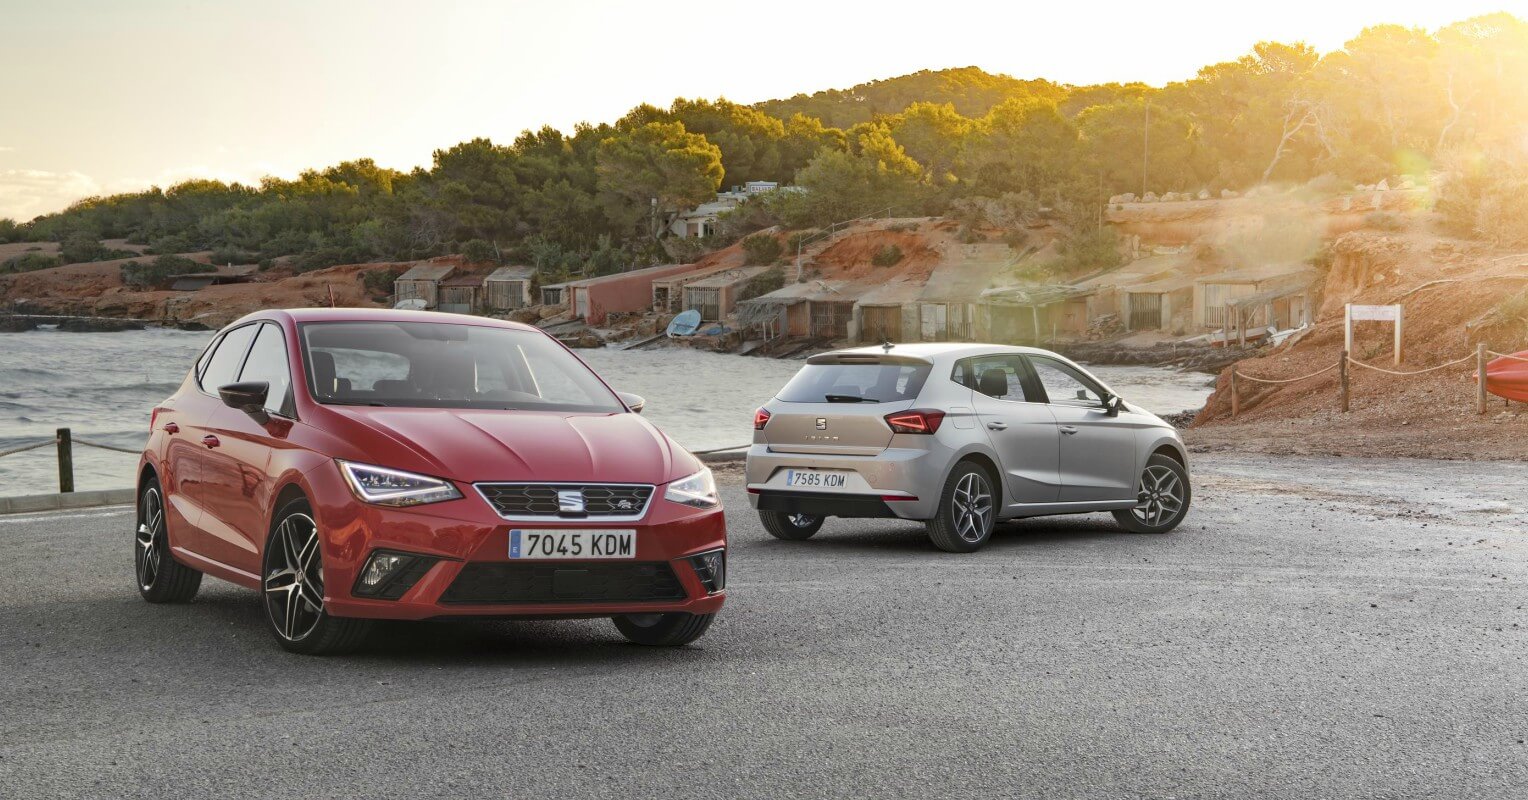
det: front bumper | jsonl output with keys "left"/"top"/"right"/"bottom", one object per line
{"left": 305, "top": 464, "right": 727, "bottom": 621}
{"left": 743, "top": 444, "right": 940, "bottom": 520}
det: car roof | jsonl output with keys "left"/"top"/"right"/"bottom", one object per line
{"left": 234, "top": 307, "right": 540, "bottom": 332}
{"left": 816, "top": 342, "right": 1059, "bottom": 363}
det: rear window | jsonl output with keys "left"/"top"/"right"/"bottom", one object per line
{"left": 776, "top": 362, "right": 931, "bottom": 403}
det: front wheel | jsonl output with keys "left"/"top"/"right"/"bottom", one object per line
{"left": 759, "top": 510, "right": 823, "bottom": 540}
{"left": 1112, "top": 454, "right": 1191, "bottom": 533}
{"left": 262, "top": 498, "right": 373, "bottom": 655}
{"left": 612, "top": 613, "right": 715, "bottom": 646}
{"left": 925, "top": 462, "right": 997, "bottom": 553}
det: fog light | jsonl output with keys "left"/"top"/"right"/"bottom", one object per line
{"left": 688, "top": 549, "right": 725, "bottom": 594}
{"left": 352, "top": 550, "right": 436, "bottom": 600}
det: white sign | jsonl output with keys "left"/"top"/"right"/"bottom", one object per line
{"left": 1344, "top": 303, "right": 1405, "bottom": 364}
{"left": 1349, "top": 304, "right": 1401, "bottom": 321}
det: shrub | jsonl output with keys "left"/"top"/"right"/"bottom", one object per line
{"left": 363, "top": 268, "right": 400, "bottom": 295}
{"left": 148, "top": 233, "right": 195, "bottom": 255}
{"left": 0, "top": 252, "right": 63, "bottom": 274}
{"left": 784, "top": 229, "right": 820, "bottom": 255}
{"left": 460, "top": 238, "right": 499, "bottom": 264}
{"left": 1437, "top": 152, "right": 1528, "bottom": 247}
{"left": 871, "top": 244, "right": 904, "bottom": 267}
{"left": 209, "top": 247, "right": 258, "bottom": 265}
{"left": 741, "top": 233, "right": 783, "bottom": 266}
{"left": 739, "top": 266, "right": 786, "bottom": 301}
{"left": 120, "top": 255, "right": 214, "bottom": 289}
{"left": 0, "top": 218, "right": 19, "bottom": 243}
{"left": 1363, "top": 212, "right": 1407, "bottom": 231}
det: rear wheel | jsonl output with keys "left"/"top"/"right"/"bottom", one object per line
{"left": 925, "top": 462, "right": 996, "bottom": 553}
{"left": 262, "top": 498, "right": 372, "bottom": 655}
{"left": 759, "top": 510, "right": 823, "bottom": 541}
{"left": 135, "top": 478, "right": 202, "bottom": 603}
{"left": 612, "top": 613, "right": 714, "bottom": 646}
{"left": 1112, "top": 454, "right": 1191, "bottom": 533}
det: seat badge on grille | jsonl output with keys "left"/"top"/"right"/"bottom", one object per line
{"left": 557, "top": 489, "right": 586, "bottom": 514}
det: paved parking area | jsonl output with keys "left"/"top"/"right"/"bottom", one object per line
{"left": 1, "top": 454, "right": 1526, "bottom": 798}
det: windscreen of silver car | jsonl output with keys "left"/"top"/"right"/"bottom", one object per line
{"left": 777, "top": 362, "right": 931, "bottom": 403}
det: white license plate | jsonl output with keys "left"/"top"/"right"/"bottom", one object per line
{"left": 509, "top": 529, "right": 636, "bottom": 559}
{"left": 784, "top": 469, "right": 851, "bottom": 489}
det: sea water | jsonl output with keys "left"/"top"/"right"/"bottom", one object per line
{"left": 0, "top": 328, "right": 1212, "bottom": 495}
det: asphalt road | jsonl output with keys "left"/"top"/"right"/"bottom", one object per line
{"left": 2, "top": 454, "right": 1526, "bottom": 799}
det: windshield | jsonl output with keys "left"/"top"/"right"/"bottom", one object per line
{"left": 776, "top": 361, "right": 931, "bottom": 403}
{"left": 299, "top": 321, "right": 624, "bottom": 412}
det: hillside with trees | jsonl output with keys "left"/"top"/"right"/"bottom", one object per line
{"left": 1, "top": 12, "right": 1524, "bottom": 281}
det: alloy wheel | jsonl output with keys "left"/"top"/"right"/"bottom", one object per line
{"left": 264, "top": 513, "right": 326, "bottom": 641}
{"left": 787, "top": 514, "right": 817, "bottom": 528}
{"left": 1132, "top": 465, "right": 1184, "bottom": 527}
{"left": 136, "top": 487, "right": 165, "bottom": 590}
{"left": 951, "top": 472, "right": 992, "bottom": 543}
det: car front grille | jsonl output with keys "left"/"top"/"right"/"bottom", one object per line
{"left": 474, "top": 483, "right": 654, "bottom": 520}
{"left": 439, "top": 562, "right": 686, "bottom": 605}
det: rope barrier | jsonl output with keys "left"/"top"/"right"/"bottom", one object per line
{"left": 0, "top": 439, "right": 57, "bottom": 459}
{"left": 72, "top": 438, "right": 140, "bottom": 455}
{"left": 1487, "top": 350, "right": 1528, "bottom": 364}
{"left": 1345, "top": 353, "right": 1475, "bottom": 376}
{"left": 1233, "top": 363, "right": 1337, "bottom": 384}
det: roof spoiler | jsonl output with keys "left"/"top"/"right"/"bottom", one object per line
{"left": 806, "top": 352, "right": 932, "bottom": 367}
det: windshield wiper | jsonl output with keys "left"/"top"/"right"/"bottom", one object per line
{"left": 322, "top": 399, "right": 389, "bottom": 407}
{"left": 823, "top": 394, "right": 874, "bottom": 403}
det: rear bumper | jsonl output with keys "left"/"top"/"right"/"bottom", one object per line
{"left": 743, "top": 444, "right": 940, "bottom": 520}
{"left": 305, "top": 463, "right": 727, "bottom": 621}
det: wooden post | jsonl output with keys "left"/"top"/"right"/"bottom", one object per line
{"left": 56, "top": 427, "right": 74, "bottom": 493}
{"left": 1339, "top": 351, "right": 1350, "bottom": 413}
{"left": 1394, "top": 305, "right": 1404, "bottom": 365}
{"left": 1343, "top": 303, "right": 1354, "bottom": 355}
{"left": 1477, "top": 342, "right": 1488, "bottom": 415}
{"left": 1230, "top": 368, "right": 1239, "bottom": 417}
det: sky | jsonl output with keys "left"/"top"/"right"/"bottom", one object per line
{"left": 1, "top": 0, "right": 1523, "bottom": 221}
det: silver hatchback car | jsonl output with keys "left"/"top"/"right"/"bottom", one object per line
{"left": 745, "top": 343, "right": 1191, "bottom": 552}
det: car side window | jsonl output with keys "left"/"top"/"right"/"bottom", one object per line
{"left": 198, "top": 324, "right": 258, "bottom": 393}
{"left": 1028, "top": 356, "right": 1106, "bottom": 408}
{"left": 238, "top": 323, "right": 294, "bottom": 415}
{"left": 955, "top": 355, "right": 1027, "bottom": 402}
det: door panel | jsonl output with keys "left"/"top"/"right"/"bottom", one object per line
{"left": 196, "top": 407, "right": 276, "bottom": 573}
{"left": 958, "top": 354, "right": 1060, "bottom": 504}
{"left": 1025, "top": 355, "right": 1138, "bottom": 502}
{"left": 1048, "top": 406, "right": 1138, "bottom": 502}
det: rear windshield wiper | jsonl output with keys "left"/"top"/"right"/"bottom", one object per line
{"left": 823, "top": 394, "right": 875, "bottom": 403}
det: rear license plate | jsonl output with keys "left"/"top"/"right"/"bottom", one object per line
{"left": 510, "top": 529, "right": 636, "bottom": 559}
{"left": 784, "top": 469, "right": 850, "bottom": 489}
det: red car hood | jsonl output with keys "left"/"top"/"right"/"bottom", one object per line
{"left": 318, "top": 407, "right": 698, "bottom": 485}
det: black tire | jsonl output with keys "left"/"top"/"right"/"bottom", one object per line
{"left": 136, "top": 477, "right": 202, "bottom": 603}
{"left": 262, "top": 497, "right": 373, "bottom": 655}
{"left": 612, "top": 613, "right": 715, "bottom": 646}
{"left": 925, "top": 461, "right": 997, "bottom": 553}
{"left": 759, "top": 510, "right": 824, "bottom": 541}
{"left": 1112, "top": 453, "right": 1191, "bottom": 534}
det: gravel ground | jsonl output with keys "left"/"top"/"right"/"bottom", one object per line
{"left": 2, "top": 454, "right": 1526, "bottom": 799}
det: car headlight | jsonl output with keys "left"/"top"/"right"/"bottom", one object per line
{"left": 664, "top": 468, "right": 719, "bottom": 509}
{"left": 337, "top": 460, "right": 462, "bottom": 507}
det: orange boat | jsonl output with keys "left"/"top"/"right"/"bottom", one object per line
{"left": 1482, "top": 350, "right": 1528, "bottom": 403}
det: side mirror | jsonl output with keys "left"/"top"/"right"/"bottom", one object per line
{"left": 617, "top": 391, "right": 646, "bottom": 414}
{"left": 219, "top": 381, "right": 271, "bottom": 424}
{"left": 1103, "top": 394, "right": 1124, "bottom": 417}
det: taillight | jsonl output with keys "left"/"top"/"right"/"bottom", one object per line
{"left": 753, "top": 408, "right": 771, "bottom": 430}
{"left": 884, "top": 409, "right": 946, "bottom": 434}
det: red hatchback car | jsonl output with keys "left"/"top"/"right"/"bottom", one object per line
{"left": 135, "top": 309, "right": 726, "bottom": 654}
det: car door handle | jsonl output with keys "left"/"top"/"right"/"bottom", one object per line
{"left": 162, "top": 423, "right": 179, "bottom": 434}
{"left": 201, "top": 435, "right": 221, "bottom": 448}
{"left": 1059, "top": 426, "right": 1079, "bottom": 435}
{"left": 986, "top": 422, "right": 1008, "bottom": 431}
